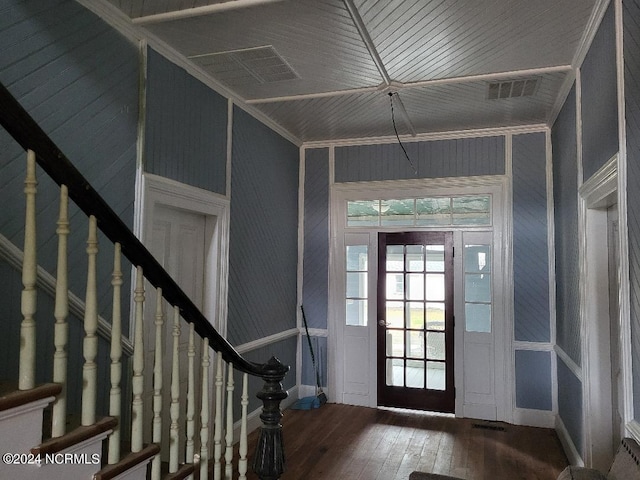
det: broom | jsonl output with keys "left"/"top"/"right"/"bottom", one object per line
{"left": 291, "top": 305, "right": 327, "bottom": 409}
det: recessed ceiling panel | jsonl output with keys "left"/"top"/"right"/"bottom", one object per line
{"left": 401, "top": 71, "right": 568, "bottom": 133}
{"left": 355, "top": 0, "right": 596, "bottom": 83}
{"left": 141, "top": 0, "right": 383, "bottom": 99}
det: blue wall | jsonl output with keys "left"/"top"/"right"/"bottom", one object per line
{"left": 558, "top": 358, "right": 584, "bottom": 457}
{"left": 0, "top": 0, "right": 138, "bottom": 418}
{"left": 581, "top": 3, "right": 618, "bottom": 182}
{"left": 0, "top": 0, "right": 139, "bottom": 324}
{"left": 335, "top": 136, "right": 505, "bottom": 182}
{"left": 552, "top": 84, "right": 583, "bottom": 453}
{"left": 227, "top": 107, "right": 299, "bottom": 346}
{"left": 0, "top": 0, "right": 300, "bottom": 416}
{"left": 303, "top": 148, "right": 330, "bottom": 330}
{"left": 552, "top": 85, "right": 582, "bottom": 367}
{"left": 145, "top": 48, "right": 228, "bottom": 195}
{"left": 624, "top": 0, "right": 640, "bottom": 420}
{"left": 301, "top": 148, "right": 330, "bottom": 386}
{"left": 515, "top": 350, "right": 552, "bottom": 410}
{"left": 512, "top": 132, "right": 551, "bottom": 343}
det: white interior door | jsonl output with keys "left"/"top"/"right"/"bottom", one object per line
{"left": 144, "top": 204, "right": 206, "bottom": 461}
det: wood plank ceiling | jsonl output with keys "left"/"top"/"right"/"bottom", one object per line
{"left": 108, "top": 0, "right": 600, "bottom": 143}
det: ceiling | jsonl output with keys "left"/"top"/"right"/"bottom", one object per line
{"left": 106, "top": 0, "right": 602, "bottom": 143}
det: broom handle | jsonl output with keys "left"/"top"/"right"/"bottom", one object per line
{"left": 300, "top": 305, "right": 321, "bottom": 389}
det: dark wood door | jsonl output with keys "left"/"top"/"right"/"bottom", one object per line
{"left": 377, "top": 231, "right": 455, "bottom": 412}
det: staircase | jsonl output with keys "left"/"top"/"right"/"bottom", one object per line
{"left": 0, "top": 81, "right": 289, "bottom": 479}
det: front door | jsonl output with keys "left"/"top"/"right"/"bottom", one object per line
{"left": 377, "top": 231, "right": 455, "bottom": 412}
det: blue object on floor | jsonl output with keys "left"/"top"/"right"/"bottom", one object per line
{"left": 290, "top": 395, "right": 321, "bottom": 410}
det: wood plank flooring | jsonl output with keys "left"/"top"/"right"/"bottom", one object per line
{"left": 244, "top": 404, "right": 568, "bottom": 480}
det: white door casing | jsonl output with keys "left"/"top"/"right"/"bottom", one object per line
{"left": 328, "top": 176, "right": 511, "bottom": 419}
{"left": 140, "top": 173, "right": 230, "bottom": 336}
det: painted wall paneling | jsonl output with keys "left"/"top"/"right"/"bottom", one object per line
{"left": 144, "top": 48, "right": 228, "bottom": 195}
{"left": 512, "top": 132, "right": 551, "bottom": 343}
{"left": 334, "top": 136, "right": 505, "bottom": 183}
{"left": 227, "top": 106, "right": 299, "bottom": 345}
{"left": 552, "top": 85, "right": 582, "bottom": 366}
{"left": 581, "top": 2, "right": 619, "bottom": 182}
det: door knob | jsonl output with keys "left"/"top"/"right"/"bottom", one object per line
{"left": 378, "top": 319, "right": 390, "bottom": 327}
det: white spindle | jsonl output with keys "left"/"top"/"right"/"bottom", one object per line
{"left": 51, "top": 185, "right": 69, "bottom": 437}
{"left": 108, "top": 243, "right": 123, "bottom": 464}
{"left": 131, "top": 266, "right": 145, "bottom": 452}
{"left": 81, "top": 215, "right": 98, "bottom": 426}
{"left": 169, "top": 306, "right": 181, "bottom": 473}
{"left": 186, "top": 323, "right": 196, "bottom": 463}
{"left": 224, "top": 363, "right": 235, "bottom": 480}
{"left": 151, "top": 289, "right": 165, "bottom": 480}
{"left": 19, "top": 149, "right": 37, "bottom": 391}
{"left": 213, "top": 351, "right": 224, "bottom": 480}
{"left": 200, "top": 338, "right": 211, "bottom": 480}
{"left": 238, "top": 373, "right": 249, "bottom": 480}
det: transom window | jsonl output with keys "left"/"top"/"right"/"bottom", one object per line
{"left": 347, "top": 195, "right": 491, "bottom": 227}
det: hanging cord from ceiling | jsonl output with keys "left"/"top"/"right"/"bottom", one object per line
{"left": 389, "top": 92, "right": 418, "bottom": 175}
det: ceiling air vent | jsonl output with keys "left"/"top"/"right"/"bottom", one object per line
{"left": 487, "top": 78, "right": 539, "bottom": 100}
{"left": 189, "top": 45, "right": 299, "bottom": 85}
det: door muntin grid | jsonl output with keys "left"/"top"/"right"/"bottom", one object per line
{"left": 384, "top": 244, "right": 447, "bottom": 391}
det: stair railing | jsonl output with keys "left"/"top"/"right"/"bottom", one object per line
{"left": 0, "top": 81, "right": 289, "bottom": 480}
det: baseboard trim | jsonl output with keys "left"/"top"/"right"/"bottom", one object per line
{"left": 556, "top": 415, "right": 584, "bottom": 467}
{"left": 512, "top": 408, "right": 556, "bottom": 428}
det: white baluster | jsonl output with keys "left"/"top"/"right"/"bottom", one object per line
{"left": 169, "top": 306, "right": 181, "bottom": 473}
{"left": 238, "top": 373, "right": 249, "bottom": 480}
{"left": 108, "top": 243, "right": 123, "bottom": 463}
{"left": 51, "top": 185, "right": 69, "bottom": 437}
{"left": 224, "top": 363, "right": 234, "bottom": 480}
{"left": 185, "top": 323, "right": 196, "bottom": 464}
{"left": 213, "top": 351, "right": 224, "bottom": 480}
{"left": 151, "top": 289, "right": 164, "bottom": 480}
{"left": 131, "top": 267, "right": 145, "bottom": 452}
{"left": 81, "top": 215, "right": 98, "bottom": 426}
{"left": 200, "top": 338, "right": 211, "bottom": 480}
{"left": 19, "top": 150, "right": 37, "bottom": 391}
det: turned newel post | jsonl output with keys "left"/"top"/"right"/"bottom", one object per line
{"left": 252, "top": 356, "right": 290, "bottom": 480}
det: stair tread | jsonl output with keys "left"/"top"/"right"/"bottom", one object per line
{"left": 32, "top": 416, "right": 117, "bottom": 455}
{"left": 94, "top": 444, "right": 160, "bottom": 480}
{"left": 0, "top": 383, "right": 62, "bottom": 412}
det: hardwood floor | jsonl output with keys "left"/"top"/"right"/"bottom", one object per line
{"left": 245, "top": 404, "right": 568, "bottom": 480}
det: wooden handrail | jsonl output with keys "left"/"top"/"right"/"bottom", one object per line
{"left": 0, "top": 81, "right": 287, "bottom": 381}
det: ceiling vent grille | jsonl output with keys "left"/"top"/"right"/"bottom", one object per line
{"left": 487, "top": 78, "right": 539, "bottom": 100}
{"left": 189, "top": 46, "right": 299, "bottom": 85}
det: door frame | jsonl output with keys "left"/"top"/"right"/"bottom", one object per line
{"left": 328, "top": 175, "right": 512, "bottom": 419}
{"left": 376, "top": 231, "right": 455, "bottom": 412}
{"left": 578, "top": 153, "right": 630, "bottom": 470}
{"left": 139, "top": 173, "right": 231, "bottom": 336}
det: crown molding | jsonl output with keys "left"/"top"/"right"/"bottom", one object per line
{"left": 302, "top": 123, "right": 549, "bottom": 149}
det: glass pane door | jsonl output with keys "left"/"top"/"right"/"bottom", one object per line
{"left": 377, "top": 232, "right": 454, "bottom": 412}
